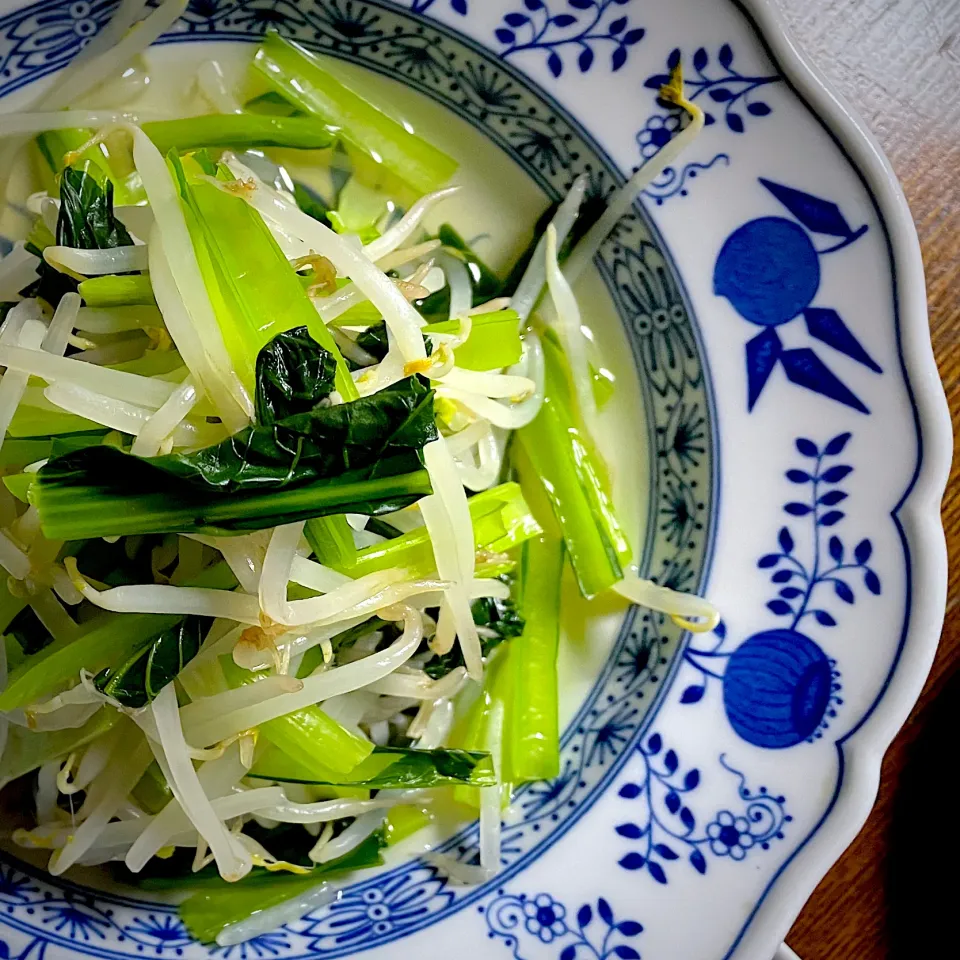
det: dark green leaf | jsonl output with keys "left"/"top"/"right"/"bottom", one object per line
{"left": 255, "top": 326, "right": 337, "bottom": 425}
{"left": 424, "top": 589, "right": 524, "bottom": 679}
{"left": 251, "top": 746, "right": 495, "bottom": 789}
{"left": 58, "top": 164, "right": 133, "bottom": 250}
{"left": 94, "top": 615, "right": 210, "bottom": 708}
{"left": 356, "top": 320, "right": 433, "bottom": 362}
{"left": 292, "top": 181, "right": 332, "bottom": 226}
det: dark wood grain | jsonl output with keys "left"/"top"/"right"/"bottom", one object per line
{"left": 770, "top": 1, "right": 960, "bottom": 957}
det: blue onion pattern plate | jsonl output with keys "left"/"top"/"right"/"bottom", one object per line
{"left": 0, "top": 1, "right": 950, "bottom": 959}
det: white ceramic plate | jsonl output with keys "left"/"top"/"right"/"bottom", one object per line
{"left": 0, "top": 1, "right": 950, "bottom": 959}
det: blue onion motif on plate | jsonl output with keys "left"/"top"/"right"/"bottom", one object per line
{"left": 715, "top": 178, "right": 878, "bottom": 412}
{"left": 679, "top": 433, "right": 881, "bottom": 748}
{"left": 615, "top": 740, "right": 790, "bottom": 882}
{"left": 482, "top": 892, "right": 643, "bottom": 959}
{"left": 495, "top": 0, "right": 645, "bottom": 79}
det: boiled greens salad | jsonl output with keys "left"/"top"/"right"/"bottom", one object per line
{"left": 0, "top": 3, "right": 716, "bottom": 946}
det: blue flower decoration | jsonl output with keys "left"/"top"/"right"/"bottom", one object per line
{"left": 706, "top": 810, "right": 755, "bottom": 860}
{"left": 522, "top": 893, "right": 567, "bottom": 943}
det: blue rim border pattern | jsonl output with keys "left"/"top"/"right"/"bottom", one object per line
{"left": 0, "top": 1, "right": 719, "bottom": 957}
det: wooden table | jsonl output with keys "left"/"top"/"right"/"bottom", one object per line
{"left": 770, "top": 0, "right": 960, "bottom": 956}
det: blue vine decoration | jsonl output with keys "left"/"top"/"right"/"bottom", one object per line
{"left": 714, "top": 178, "right": 878, "bottom": 413}
{"left": 483, "top": 891, "right": 644, "bottom": 959}
{"left": 678, "top": 433, "right": 881, "bottom": 748}
{"left": 614, "top": 740, "right": 789, "bottom": 883}
{"left": 408, "top": 0, "right": 468, "bottom": 13}
{"left": 496, "top": 0, "right": 645, "bottom": 79}
{"left": 644, "top": 44, "right": 781, "bottom": 133}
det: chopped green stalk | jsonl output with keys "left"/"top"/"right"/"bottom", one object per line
{"left": 516, "top": 334, "right": 631, "bottom": 598}
{"left": 252, "top": 31, "right": 457, "bottom": 194}
{"left": 250, "top": 745, "right": 495, "bottom": 789}
{"left": 221, "top": 656, "right": 372, "bottom": 776}
{"left": 385, "top": 805, "right": 431, "bottom": 845}
{"left": 304, "top": 514, "right": 357, "bottom": 572}
{"left": 0, "top": 431, "right": 107, "bottom": 469}
{"left": 342, "top": 481, "right": 541, "bottom": 580}
{"left": 32, "top": 455, "right": 433, "bottom": 539}
{"left": 37, "top": 129, "right": 113, "bottom": 189}
{"left": 3, "top": 635, "right": 26, "bottom": 673}
{"left": 422, "top": 310, "right": 523, "bottom": 371}
{"left": 78, "top": 274, "right": 156, "bottom": 307}
{"left": 328, "top": 177, "right": 386, "bottom": 240}
{"left": 8, "top": 388, "right": 101, "bottom": 437}
{"left": 504, "top": 535, "right": 563, "bottom": 783}
{"left": 141, "top": 115, "right": 336, "bottom": 155}
{"left": 0, "top": 578, "right": 27, "bottom": 636}
{"left": 0, "top": 709, "right": 118, "bottom": 788}
{"left": 179, "top": 830, "right": 387, "bottom": 944}
{"left": 417, "top": 224, "right": 502, "bottom": 319}
{"left": 132, "top": 761, "right": 173, "bottom": 815}
{"left": 0, "top": 613, "right": 183, "bottom": 711}
{"left": 169, "top": 155, "right": 356, "bottom": 400}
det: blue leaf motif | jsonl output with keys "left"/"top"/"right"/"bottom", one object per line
{"left": 715, "top": 621, "right": 727, "bottom": 639}
{"left": 814, "top": 610, "right": 837, "bottom": 626}
{"left": 785, "top": 502, "right": 813, "bottom": 516}
{"left": 547, "top": 50, "right": 563, "bottom": 77}
{"left": 616, "top": 823, "right": 644, "bottom": 839}
{"left": 709, "top": 87, "right": 734, "bottom": 102}
{"left": 780, "top": 348, "right": 869, "bottom": 414}
{"left": 758, "top": 554, "right": 780, "bottom": 568}
{"left": 504, "top": 12, "right": 527, "bottom": 26}
{"left": 525, "top": 0, "right": 544, "bottom": 8}
{"left": 624, "top": 28, "right": 644, "bottom": 45}
{"left": 452, "top": 0, "right": 467, "bottom": 12}
{"left": 855, "top": 539, "right": 873, "bottom": 564}
{"left": 561, "top": 947, "right": 576, "bottom": 960}
{"left": 608, "top": 16, "right": 627, "bottom": 34}
{"left": 654, "top": 843, "right": 679, "bottom": 860}
{"left": 667, "top": 48, "right": 681, "bottom": 68}
{"left": 779, "top": 527, "right": 795, "bottom": 552}
{"left": 552, "top": 14, "right": 578, "bottom": 27}
{"left": 647, "top": 861, "right": 667, "bottom": 884}
{"left": 746, "top": 327, "right": 783, "bottom": 411}
{"left": 680, "top": 806, "right": 695, "bottom": 830}
{"left": 644, "top": 73, "right": 671, "bottom": 90}
{"left": 680, "top": 684, "right": 705, "bottom": 704}
{"left": 619, "top": 852, "right": 645, "bottom": 870}
{"left": 578, "top": 47, "right": 594, "bottom": 72}
{"left": 828, "top": 536, "right": 844, "bottom": 562}
{"left": 865, "top": 569, "right": 882, "bottom": 595}
{"left": 598, "top": 898, "right": 614, "bottom": 927}
{"left": 767, "top": 599, "right": 793, "bottom": 616}
{"left": 747, "top": 101, "right": 772, "bottom": 117}
{"left": 577, "top": 904, "right": 593, "bottom": 928}
{"left": 665, "top": 791, "right": 680, "bottom": 814}
{"left": 664, "top": 749, "right": 679, "bottom": 773}
{"left": 772, "top": 569, "right": 793, "bottom": 583}
{"left": 804, "top": 309, "right": 883, "bottom": 372}
{"left": 727, "top": 112, "right": 744, "bottom": 133}
{"left": 690, "top": 848, "right": 707, "bottom": 874}
{"left": 568, "top": 0, "right": 592, "bottom": 7}
{"left": 684, "top": 769, "right": 700, "bottom": 789}
{"left": 822, "top": 464, "right": 853, "bottom": 483}
{"left": 819, "top": 490, "right": 848, "bottom": 506}
{"left": 495, "top": 28, "right": 515, "bottom": 44}
{"left": 719, "top": 43, "right": 733, "bottom": 67}
{"left": 693, "top": 47, "right": 708, "bottom": 70}
{"left": 825, "top": 432, "right": 852, "bottom": 455}
{"left": 820, "top": 510, "right": 845, "bottom": 526}
{"left": 834, "top": 580, "right": 855, "bottom": 603}
{"left": 647, "top": 733, "right": 662, "bottom": 754}
{"left": 614, "top": 947, "right": 640, "bottom": 960}
{"left": 786, "top": 469, "right": 812, "bottom": 483}
{"left": 618, "top": 920, "right": 644, "bottom": 937}
{"left": 612, "top": 46, "right": 627, "bottom": 70}
{"left": 796, "top": 438, "right": 819, "bottom": 457}
{"left": 779, "top": 586, "right": 803, "bottom": 600}
{"left": 618, "top": 782, "right": 641, "bottom": 799}
{"left": 760, "top": 179, "right": 855, "bottom": 237}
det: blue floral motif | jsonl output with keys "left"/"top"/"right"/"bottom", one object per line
{"left": 215, "top": 932, "right": 290, "bottom": 959}
{"left": 484, "top": 892, "right": 643, "bottom": 959}
{"left": 645, "top": 45, "right": 781, "bottom": 133}
{"left": 407, "top": 0, "right": 468, "bottom": 13}
{"left": 496, "top": 0, "right": 645, "bottom": 79}
{"left": 680, "top": 433, "right": 880, "bottom": 748}
{"left": 642, "top": 153, "right": 731, "bottom": 206}
{"left": 715, "top": 178, "right": 877, "bottom": 412}
{"left": 41, "top": 901, "right": 110, "bottom": 941}
{"left": 615, "top": 740, "right": 789, "bottom": 883}
{"left": 121, "top": 916, "right": 192, "bottom": 951}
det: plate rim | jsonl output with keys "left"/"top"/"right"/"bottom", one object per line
{"left": 722, "top": 1, "right": 951, "bottom": 955}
